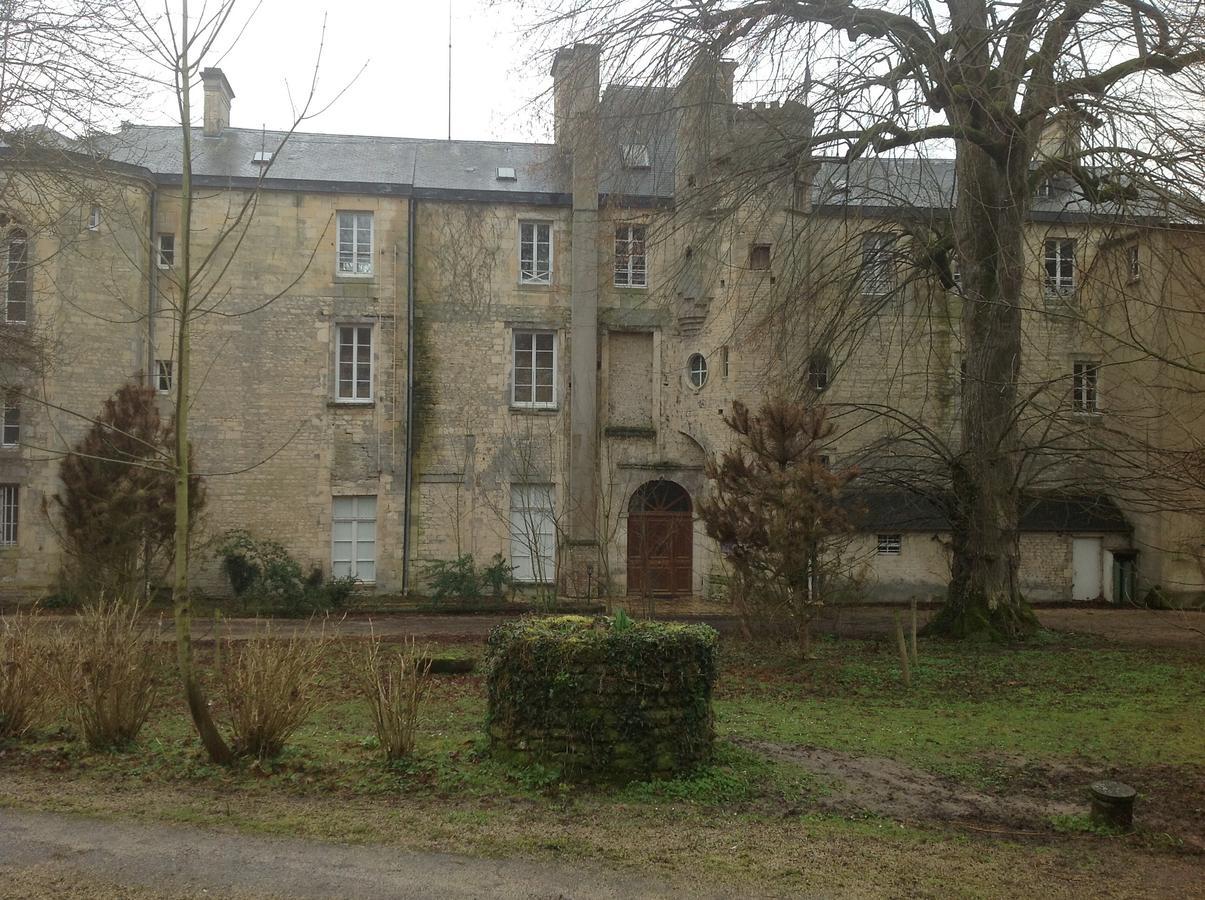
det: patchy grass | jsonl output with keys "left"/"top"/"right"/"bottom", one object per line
{"left": 0, "top": 631, "right": 1202, "bottom": 898}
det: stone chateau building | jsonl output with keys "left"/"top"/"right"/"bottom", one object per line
{"left": 0, "top": 49, "right": 1201, "bottom": 606}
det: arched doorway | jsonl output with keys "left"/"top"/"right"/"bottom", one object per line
{"left": 627, "top": 480, "right": 693, "bottom": 597}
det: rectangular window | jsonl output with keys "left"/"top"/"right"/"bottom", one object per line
{"left": 1073, "top": 360, "right": 1100, "bottom": 413}
{"left": 861, "top": 233, "right": 895, "bottom": 295}
{"left": 332, "top": 495, "right": 376, "bottom": 582}
{"left": 336, "top": 324, "right": 373, "bottom": 402}
{"left": 511, "top": 330, "right": 556, "bottom": 408}
{"left": 510, "top": 484, "right": 555, "bottom": 583}
{"left": 337, "top": 211, "right": 374, "bottom": 277}
{"left": 749, "top": 243, "right": 772, "bottom": 270}
{"left": 621, "top": 144, "right": 651, "bottom": 169}
{"left": 155, "top": 359, "right": 173, "bottom": 394}
{"left": 1044, "top": 238, "right": 1076, "bottom": 298}
{"left": 877, "top": 534, "right": 902, "bottom": 555}
{"left": 614, "top": 224, "right": 647, "bottom": 287}
{"left": 157, "top": 233, "right": 175, "bottom": 269}
{"left": 5, "top": 230, "right": 28, "bottom": 323}
{"left": 88, "top": 205, "right": 101, "bottom": 231}
{"left": 1128, "top": 244, "right": 1141, "bottom": 281}
{"left": 2, "top": 398, "right": 19, "bottom": 447}
{"left": 519, "top": 221, "right": 552, "bottom": 284}
{"left": 0, "top": 484, "right": 17, "bottom": 545}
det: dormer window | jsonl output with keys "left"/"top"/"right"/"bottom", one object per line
{"left": 621, "top": 144, "right": 651, "bottom": 169}
{"left": 252, "top": 150, "right": 273, "bottom": 166}
{"left": 496, "top": 166, "right": 517, "bottom": 181}
{"left": 1035, "top": 178, "right": 1055, "bottom": 200}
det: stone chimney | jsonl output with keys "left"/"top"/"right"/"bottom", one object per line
{"left": 202, "top": 68, "right": 235, "bottom": 136}
{"left": 675, "top": 52, "right": 738, "bottom": 195}
{"left": 551, "top": 44, "right": 600, "bottom": 150}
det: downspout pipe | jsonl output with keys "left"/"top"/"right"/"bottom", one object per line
{"left": 147, "top": 188, "right": 157, "bottom": 381}
{"left": 401, "top": 194, "right": 417, "bottom": 593}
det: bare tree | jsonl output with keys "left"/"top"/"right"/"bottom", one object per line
{"left": 528, "top": 1, "right": 1205, "bottom": 638}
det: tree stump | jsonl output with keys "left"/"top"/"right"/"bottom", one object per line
{"left": 1089, "top": 780, "right": 1136, "bottom": 831}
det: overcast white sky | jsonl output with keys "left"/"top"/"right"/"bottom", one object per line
{"left": 147, "top": 0, "right": 554, "bottom": 143}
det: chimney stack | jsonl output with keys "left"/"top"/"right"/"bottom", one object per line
{"left": 551, "top": 44, "right": 600, "bottom": 149}
{"left": 201, "top": 68, "right": 235, "bottom": 136}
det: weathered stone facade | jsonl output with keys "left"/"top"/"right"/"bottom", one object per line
{"left": 0, "top": 51, "right": 1201, "bottom": 606}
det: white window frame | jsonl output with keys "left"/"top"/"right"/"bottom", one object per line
{"left": 0, "top": 484, "right": 17, "bottom": 546}
{"left": 156, "top": 233, "right": 175, "bottom": 269}
{"left": 87, "top": 205, "right": 101, "bottom": 231}
{"left": 1127, "top": 244, "right": 1141, "bottom": 282}
{"left": 518, "top": 221, "right": 552, "bottom": 285}
{"left": 614, "top": 224, "right": 648, "bottom": 288}
{"left": 155, "top": 359, "right": 173, "bottom": 394}
{"left": 336, "top": 323, "right": 374, "bottom": 403}
{"left": 877, "top": 534, "right": 902, "bottom": 555}
{"left": 621, "top": 144, "right": 651, "bottom": 169}
{"left": 5, "top": 229, "right": 28, "bottom": 324}
{"left": 1044, "top": 238, "right": 1076, "bottom": 299}
{"left": 1, "top": 398, "right": 19, "bottom": 447}
{"left": 511, "top": 329, "right": 557, "bottom": 409}
{"left": 861, "top": 233, "right": 895, "bottom": 296}
{"left": 509, "top": 484, "right": 555, "bottom": 584}
{"left": 337, "top": 211, "right": 374, "bottom": 278}
{"left": 1073, "top": 360, "right": 1100, "bottom": 414}
{"left": 687, "top": 352, "right": 708, "bottom": 389}
{"left": 332, "top": 495, "right": 376, "bottom": 583}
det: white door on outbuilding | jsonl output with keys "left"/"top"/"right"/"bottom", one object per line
{"left": 1072, "top": 536, "right": 1104, "bottom": 600}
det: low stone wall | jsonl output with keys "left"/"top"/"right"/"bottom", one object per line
{"left": 486, "top": 616, "right": 718, "bottom": 781}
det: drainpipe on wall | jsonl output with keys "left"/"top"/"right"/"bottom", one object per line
{"left": 401, "top": 196, "right": 417, "bottom": 593}
{"left": 146, "top": 188, "right": 157, "bottom": 381}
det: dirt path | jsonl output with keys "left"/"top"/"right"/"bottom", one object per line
{"left": 0, "top": 807, "right": 736, "bottom": 900}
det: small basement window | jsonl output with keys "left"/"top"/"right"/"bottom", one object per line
{"left": 877, "top": 534, "right": 902, "bottom": 555}
{"left": 621, "top": 144, "right": 650, "bottom": 169}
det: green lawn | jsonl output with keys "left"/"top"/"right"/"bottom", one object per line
{"left": 1, "top": 631, "right": 1201, "bottom": 898}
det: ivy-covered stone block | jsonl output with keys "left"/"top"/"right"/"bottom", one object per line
{"left": 485, "top": 615, "right": 718, "bottom": 781}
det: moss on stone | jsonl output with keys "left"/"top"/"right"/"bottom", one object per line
{"left": 485, "top": 615, "right": 718, "bottom": 781}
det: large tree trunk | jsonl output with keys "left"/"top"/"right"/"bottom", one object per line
{"left": 928, "top": 124, "right": 1039, "bottom": 641}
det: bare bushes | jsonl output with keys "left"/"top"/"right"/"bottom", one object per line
{"left": 218, "top": 623, "right": 328, "bottom": 760}
{"left": 54, "top": 602, "right": 160, "bottom": 749}
{"left": 0, "top": 612, "right": 51, "bottom": 739}
{"left": 347, "top": 633, "right": 431, "bottom": 761}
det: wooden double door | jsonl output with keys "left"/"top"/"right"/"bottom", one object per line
{"left": 626, "top": 481, "right": 693, "bottom": 597}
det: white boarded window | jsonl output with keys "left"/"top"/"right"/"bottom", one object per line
{"left": 1, "top": 398, "right": 18, "bottom": 447}
{"left": 510, "top": 484, "right": 555, "bottom": 583}
{"left": 512, "top": 330, "right": 556, "bottom": 408}
{"left": 336, "top": 324, "right": 373, "bottom": 402}
{"left": 519, "top": 221, "right": 552, "bottom": 284}
{"left": 1044, "top": 238, "right": 1076, "bottom": 298}
{"left": 877, "top": 534, "right": 902, "bottom": 555}
{"left": 1073, "top": 360, "right": 1100, "bottom": 413}
{"left": 332, "top": 495, "right": 376, "bottom": 582}
{"left": 861, "top": 233, "right": 895, "bottom": 295}
{"left": 614, "top": 224, "right": 647, "bottom": 287}
{"left": 337, "top": 211, "right": 374, "bottom": 276}
{"left": 0, "top": 484, "right": 16, "bottom": 545}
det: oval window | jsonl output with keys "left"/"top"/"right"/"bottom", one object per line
{"left": 688, "top": 352, "right": 708, "bottom": 388}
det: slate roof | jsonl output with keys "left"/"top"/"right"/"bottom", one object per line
{"left": 851, "top": 491, "right": 1130, "bottom": 534}
{"left": 83, "top": 114, "right": 1165, "bottom": 221}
